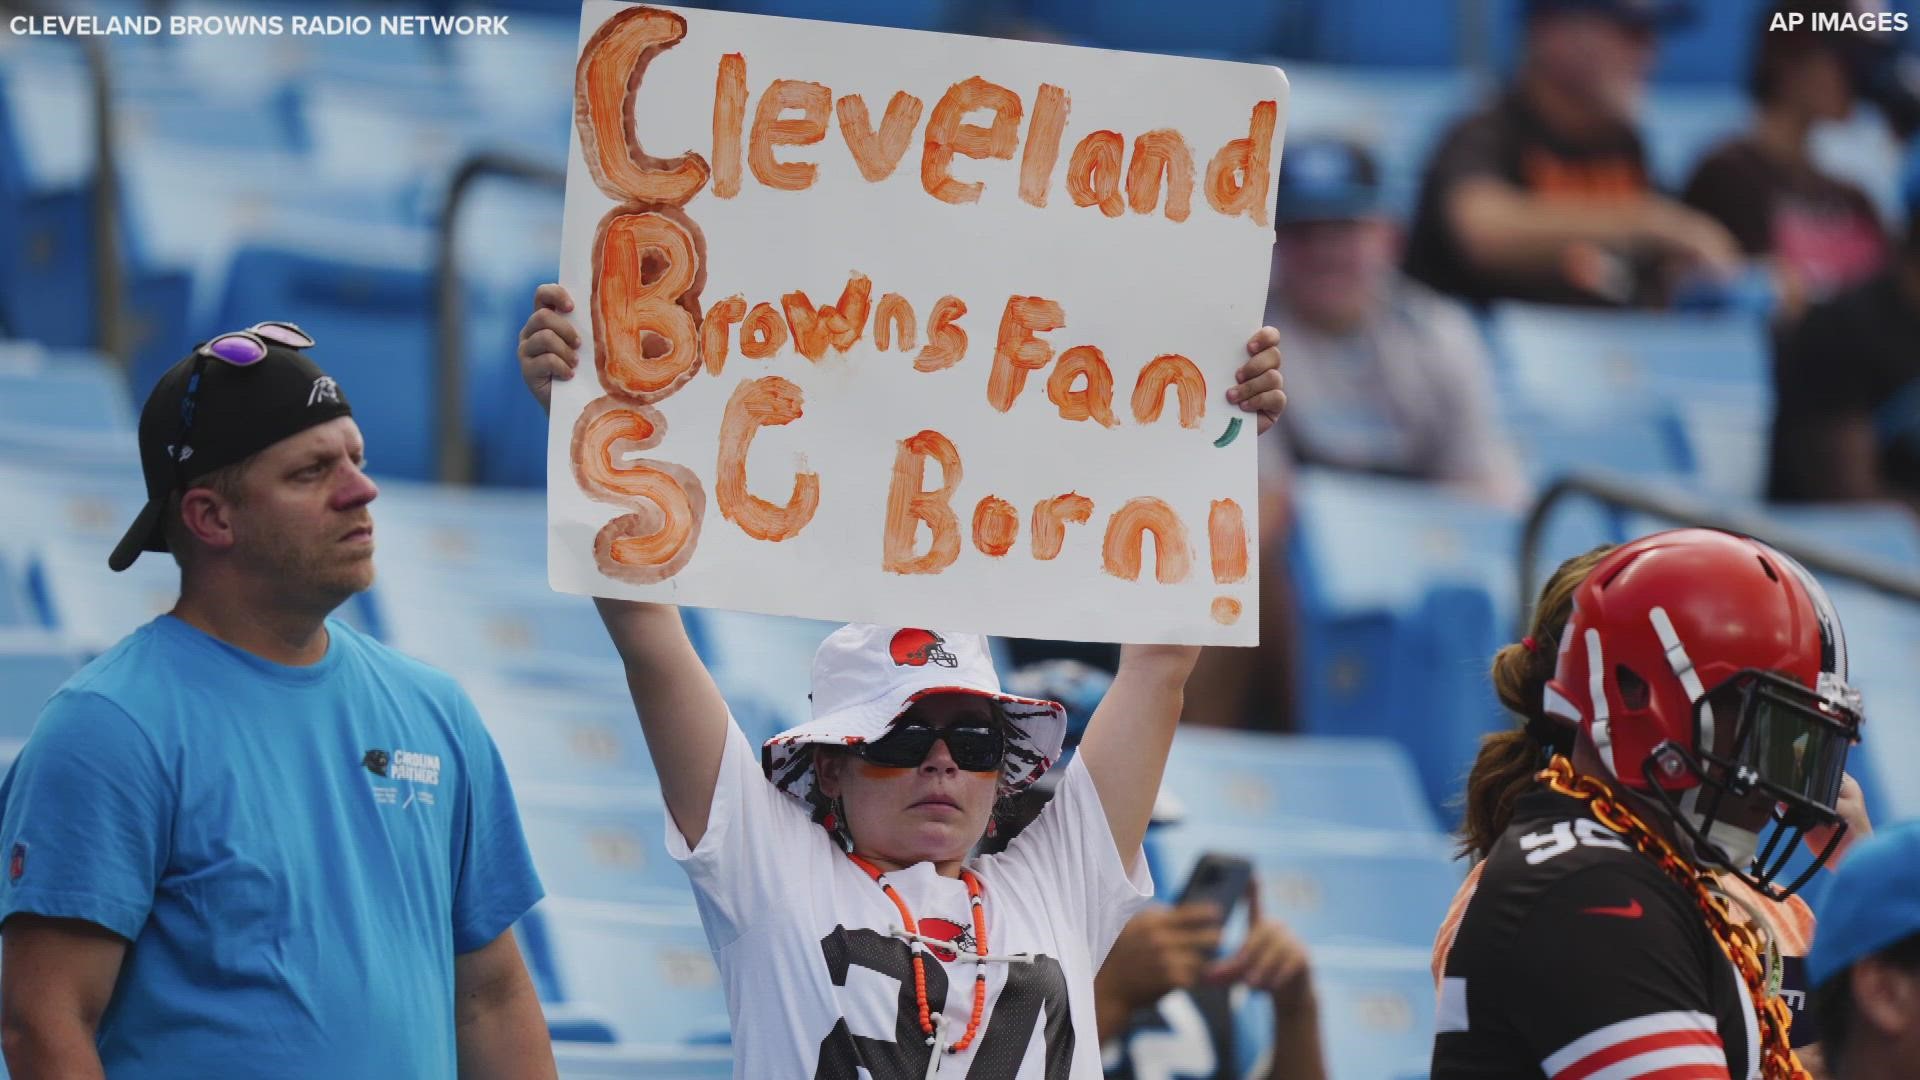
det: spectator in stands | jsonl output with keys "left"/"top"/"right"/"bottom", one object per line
{"left": 1684, "top": 1, "right": 1886, "bottom": 324}
{"left": 1808, "top": 820, "right": 1920, "bottom": 1080}
{"left": 1186, "top": 134, "right": 1525, "bottom": 734}
{"left": 517, "top": 285, "right": 1288, "bottom": 1078}
{"left": 1433, "top": 540, "right": 1873, "bottom": 1070}
{"left": 1769, "top": 161, "right": 1920, "bottom": 509}
{"left": 0, "top": 328, "right": 554, "bottom": 1077}
{"left": 1263, "top": 135, "right": 1527, "bottom": 507}
{"left": 1404, "top": 0, "right": 1742, "bottom": 307}
{"left": 1097, "top": 896, "right": 1325, "bottom": 1080}
{"left": 997, "top": 661, "right": 1328, "bottom": 1080}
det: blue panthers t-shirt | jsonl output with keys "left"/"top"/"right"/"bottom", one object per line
{"left": 0, "top": 615, "right": 543, "bottom": 1078}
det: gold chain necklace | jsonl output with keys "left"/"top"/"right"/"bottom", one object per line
{"left": 1538, "top": 756, "right": 1809, "bottom": 1080}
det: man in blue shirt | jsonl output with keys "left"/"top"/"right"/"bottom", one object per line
{"left": 0, "top": 324, "right": 554, "bottom": 1077}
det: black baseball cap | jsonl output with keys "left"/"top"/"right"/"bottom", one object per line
{"left": 1273, "top": 136, "right": 1383, "bottom": 225}
{"left": 1524, "top": 0, "right": 1695, "bottom": 29}
{"left": 109, "top": 338, "right": 352, "bottom": 571}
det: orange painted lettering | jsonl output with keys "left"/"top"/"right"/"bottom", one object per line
{"left": 702, "top": 295, "right": 747, "bottom": 376}
{"left": 1102, "top": 497, "right": 1192, "bottom": 584}
{"left": 711, "top": 53, "right": 747, "bottom": 199}
{"left": 883, "top": 430, "right": 962, "bottom": 575}
{"left": 1067, "top": 131, "right": 1125, "bottom": 218}
{"left": 837, "top": 91, "right": 924, "bottom": 183}
{"left": 592, "top": 205, "right": 704, "bottom": 404}
{"left": 782, "top": 273, "right": 872, "bottom": 361}
{"left": 921, "top": 76, "right": 1023, "bottom": 205}
{"left": 1030, "top": 493, "right": 1093, "bottom": 561}
{"left": 740, "top": 302, "right": 789, "bottom": 359}
{"left": 1131, "top": 353, "right": 1206, "bottom": 428}
{"left": 749, "top": 79, "right": 831, "bottom": 191}
{"left": 971, "top": 496, "right": 1018, "bottom": 557}
{"left": 571, "top": 398, "right": 705, "bottom": 584}
{"left": 1204, "top": 100, "right": 1276, "bottom": 226}
{"left": 1046, "top": 345, "right": 1117, "bottom": 427}
{"left": 916, "top": 296, "right": 968, "bottom": 372}
{"left": 987, "top": 296, "right": 1066, "bottom": 412}
{"left": 1127, "top": 129, "right": 1193, "bottom": 222}
{"left": 1208, "top": 498, "right": 1248, "bottom": 583}
{"left": 717, "top": 376, "right": 818, "bottom": 542}
{"left": 875, "top": 293, "right": 917, "bottom": 352}
{"left": 574, "top": 6, "right": 709, "bottom": 206}
{"left": 1019, "top": 84, "right": 1070, "bottom": 208}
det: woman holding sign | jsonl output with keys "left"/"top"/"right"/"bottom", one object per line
{"left": 519, "top": 284, "right": 1286, "bottom": 1078}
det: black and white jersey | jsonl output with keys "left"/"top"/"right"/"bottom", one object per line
{"left": 1431, "top": 789, "right": 1761, "bottom": 1080}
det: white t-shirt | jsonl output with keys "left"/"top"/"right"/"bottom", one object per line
{"left": 667, "top": 720, "right": 1154, "bottom": 1079}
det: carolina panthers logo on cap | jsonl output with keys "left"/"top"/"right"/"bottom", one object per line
{"left": 308, "top": 376, "right": 342, "bottom": 407}
{"left": 890, "top": 628, "right": 957, "bottom": 668}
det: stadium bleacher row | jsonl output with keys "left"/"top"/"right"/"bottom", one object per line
{"left": 3, "top": 1, "right": 1919, "bottom": 1077}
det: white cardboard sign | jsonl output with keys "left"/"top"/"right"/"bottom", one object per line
{"left": 549, "top": 1, "right": 1287, "bottom": 644}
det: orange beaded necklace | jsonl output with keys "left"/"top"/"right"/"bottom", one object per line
{"left": 846, "top": 852, "right": 992, "bottom": 1057}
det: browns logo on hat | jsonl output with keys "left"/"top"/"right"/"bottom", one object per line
{"left": 762, "top": 624, "right": 1069, "bottom": 813}
{"left": 109, "top": 322, "right": 351, "bottom": 572}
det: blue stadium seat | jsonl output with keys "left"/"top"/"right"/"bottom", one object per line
{"left": 1265, "top": 65, "right": 1485, "bottom": 218}
{"left": 1307, "top": 946, "right": 1437, "bottom": 1080}
{"left": 1760, "top": 503, "right": 1920, "bottom": 568}
{"left": 1505, "top": 403, "right": 1694, "bottom": 486}
{"left": 1487, "top": 303, "right": 1770, "bottom": 415}
{"left": 722, "top": 0, "right": 955, "bottom": 31}
{"left": 465, "top": 272, "right": 556, "bottom": 490}
{"left": 1018, "top": 0, "right": 1293, "bottom": 57}
{"left": 0, "top": 552, "right": 36, "bottom": 629}
{"left": 518, "top": 786, "right": 691, "bottom": 906}
{"left": 470, "top": 683, "right": 657, "bottom": 791}
{"left": 0, "top": 631, "right": 85, "bottom": 738}
{"left": 212, "top": 242, "right": 440, "bottom": 479}
{"left": 1290, "top": 469, "right": 1520, "bottom": 621}
{"left": 1488, "top": 304, "right": 1771, "bottom": 496}
{"left": 27, "top": 543, "right": 180, "bottom": 654}
{"left": 530, "top": 899, "right": 732, "bottom": 1045}
{"left": 370, "top": 479, "right": 547, "bottom": 581}
{"left": 1640, "top": 87, "right": 1750, "bottom": 188}
{"left": 1300, "top": 0, "right": 1462, "bottom": 67}
{"left": 551, "top": 1042, "right": 732, "bottom": 1079}
{"left": 1160, "top": 727, "right": 1439, "bottom": 836}
{"left": 1152, "top": 826, "right": 1464, "bottom": 948}
{"left": 0, "top": 347, "right": 133, "bottom": 432}
{"left": 681, "top": 609, "right": 832, "bottom": 742}
{"left": 375, "top": 578, "right": 624, "bottom": 684}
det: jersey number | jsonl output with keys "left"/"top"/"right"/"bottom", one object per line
{"left": 814, "top": 926, "right": 1075, "bottom": 1080}
{"left": 1520, "top": 819, "right": 1631, "bottom": 865}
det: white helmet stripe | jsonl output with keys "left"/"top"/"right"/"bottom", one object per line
{"left": 1650, "top": 606, "right": 1715, "bottom": 756}
{"left": 1585, "top": 628, "right": 1615, "bottom": 777}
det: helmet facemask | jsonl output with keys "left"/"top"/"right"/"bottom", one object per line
{"left": 1642, "top": 669, "right": 1862, "bottom": 900}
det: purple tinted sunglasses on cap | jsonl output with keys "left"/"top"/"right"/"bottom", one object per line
{"left": 174, "top": 321, "right": 316, "bottom": 485}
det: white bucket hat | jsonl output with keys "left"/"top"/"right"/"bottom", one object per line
{"left": 761, "top": 625, "right": 1069, "bottom": 814}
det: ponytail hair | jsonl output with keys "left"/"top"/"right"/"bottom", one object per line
{"left": 1456, "top": 544, "right": 1616, "bottom": 859}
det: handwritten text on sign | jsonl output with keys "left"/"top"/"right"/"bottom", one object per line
{"left": 549, "top": 2, "right": 1287, "bottom": 644}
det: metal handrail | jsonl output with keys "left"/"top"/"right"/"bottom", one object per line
{"left": 432, "top": 151, "right": 565, "bottom": 485}
{"left": 1516, "top": 471, "right": 1920, "bottom": 634}
{"left": 0, "top": 0, "right": 126, "bottom": 367}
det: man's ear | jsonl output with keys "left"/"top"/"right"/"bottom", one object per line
{"left": 178, "top": 488, "right": 238, "bottom": 552}
{"left": 813, "top": 749, "right": 844, "bottom": 798}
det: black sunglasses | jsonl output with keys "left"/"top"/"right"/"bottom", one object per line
{"left": 858, "top": 721, "right": 1005, "bottom": 773}
{"left": 172, "top": 321, "right": 315, "bottom": 492}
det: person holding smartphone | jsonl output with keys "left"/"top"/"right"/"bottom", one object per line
{"left": 517, "top": 285, "right": 1288, "bottom": 1078}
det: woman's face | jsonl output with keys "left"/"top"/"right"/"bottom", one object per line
{"left": 815, "top": 694, "right": 1005, "bottom": 868}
